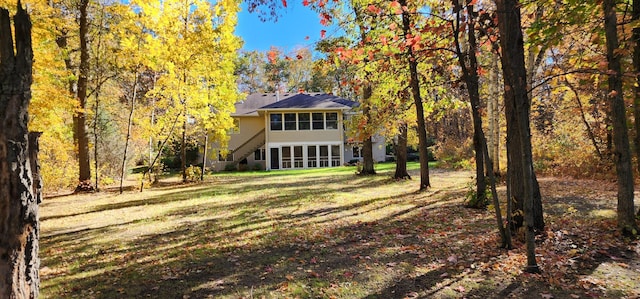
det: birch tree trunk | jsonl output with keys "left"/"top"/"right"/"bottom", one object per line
{"left": 0, "top": 5, "right": 41, "bottom": 297}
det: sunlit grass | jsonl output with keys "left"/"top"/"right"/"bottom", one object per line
{"left": 39, "top": 164, "right": 639, "bottom": 298}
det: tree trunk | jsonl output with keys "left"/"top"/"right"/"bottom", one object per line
{"left": 565, "top": 79, "right": 603, "bottom": 159}
{"left": 488, "top": 53, "right": 500, "bottom": 175}
{"left": 633, "top": 0, "right": 640, "bottom": 213}
{"left": 495, "top": 0, "right": 540, "bottom": 273}
{"left": 394, "top": 123, "right": 411, "bottom": 180}
{"left": 120, "top": 73, "right": 138, "bottom": 194}
{"left": 140, "top": 112, "right": 181, "bottom": 191}
{"left": 400, "top": 0, "right": 430, "bottom": 190}
{"left": 603, "top": 0, "right": 638, "bottom": 234}
{"left": 201, "top": 133, "right": 208, "bottom": 181}
{"left": 0, "top": 5, "right": 40, "bottom": 297}
{"left": 74, "top": 0, "right": 92, "bottom": 191}
{"left": 359, "top": 84, "right": 376, "bottom": 175}
{"left": 181, "top": 116, "right": 187, "bottom": 183}
{"left": 454, "top": 0, "right": 486, "bottom": 208}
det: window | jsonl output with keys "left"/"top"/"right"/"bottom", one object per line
{"left": 298, "top": 113, "right": 310, "bottom": 130}
{"left": 282, "top": 146, "right": 292, "bottom": 169}
{"left": 284, "top": 113, "right": 297, "bottom": 130}
{"left": 254, "top": 148, "right": 265, "bottom": 161}
{"left": 219, "top": 152, "right": 233, "bottom": 162}
{"left": 331, "top": 145, "right": 341, "bottom": 166}
{"left": 307, "top": 146, "right": 317, "bottom": 167}
{"left": 294, "top": 146, "right": 303, "bottom": 168}
{"left": 326, "top": 113, "right": 338, "bottom": 129}
{"left": 352, "top": 146, "right": 362, "bottom": 158}
{"left": 270, "top": 113, "right": 282, "bottom": 131}
{"left": 319, "top": 145, "right": 329, "bottom": 167}
{"left": 229, "top": 119, "right": 240, "bottom": 134}
{"left": 312, "top": 113, "right": 324, "bottom": 130}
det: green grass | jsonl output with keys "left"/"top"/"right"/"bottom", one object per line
{"left": 39, "top": 164, "right": 640, "bottom": 298}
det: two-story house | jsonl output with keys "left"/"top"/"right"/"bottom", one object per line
{"left": 207, "top": 92, "right": 386, "bottom": 171}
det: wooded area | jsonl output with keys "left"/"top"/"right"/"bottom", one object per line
{"left": 1, "top": 0, "right": 640, "bottom": 296}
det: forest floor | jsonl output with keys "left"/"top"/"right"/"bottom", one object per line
{"left": 39, "top": 163, "right": 640, "bottom": 298}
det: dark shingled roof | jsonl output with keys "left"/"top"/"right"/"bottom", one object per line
{"left": 232, "top": 93, "right": 295, "bottom": 116}
{"left": 259, "top": 93, "right": 357, "bottom": 110}
{"left": 233, "top": 93, "right": 357, "bottom": 116}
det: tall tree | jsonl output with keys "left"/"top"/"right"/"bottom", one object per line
{"left": 602, "top": 0, "right": 638, "bottom": 235}
{"left": 137, "top": 0, "right": 241, "bottom": 183}
{"left": 494, "top": 0, "right": 540, "bottom": 273}
{"left": 0, "top": 4, "right": 40, "bottom": 297}
{"left": 76, "top": 0, "right": 92, "bottom": 190}
{"left": 398, "top": 0, "right": 430, "bottom": 189}
{"left": 451, "top": 0, "right": 487, "bottom": 208}
{"left": 52, "top": 0, "right": 93, "bottom": 191}
{"left": 633, "top": 0, "right": 640, "bottom": 220}
{"left": 236, "top": 50, "right": 268, "bottom": 93}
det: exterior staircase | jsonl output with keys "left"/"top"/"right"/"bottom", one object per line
{"left": 228, "top": 129, "right": 265, "bottom": 167}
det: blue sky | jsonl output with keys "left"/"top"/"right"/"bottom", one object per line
{"left": 235, "top": 2, "right": 328, "bottom": 54}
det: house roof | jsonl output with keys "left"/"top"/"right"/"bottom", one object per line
{"left": 233, "top": 92, "right": 357, "bottom": 116}
{"left": 260, "top": 93, "right": 358, "bottom": 110}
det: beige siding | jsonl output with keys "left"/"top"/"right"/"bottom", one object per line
{"left": 228, "top": 116, "right": 264, "bottom": 149}
{"left": 268, "top": 130, "right": 342, "bottom": 143}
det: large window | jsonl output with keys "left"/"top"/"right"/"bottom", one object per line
{"left": 298, "top": 113, "right": 310, "bottom": 130}
{"left": 326, "top": 113, "right": 338, "bottom": 129}
{"left": 282, "top": 146, "right": 292, "bottom": 168}
{"left": 312, "top": 113, "right": 325, "bottom": 130}
{"left": 284, "top": 113, "right": 297, "bottom": 130}
{"left": 319, "top": 145, "right": 329, "bottom": 167}
{"left": 308, "top": 146, "right": 317, "bottom": 167}
{"left": 270, "top": 113, "right": 282, "bottom": 131}
{"left": 331, "top": 145, "right": 341, "bottom": 166}
{"left": 294, "top": 146, "right": 303, "bottom": 168}
{"left": 271, "top": 112, "right": 340, "bottom": 131}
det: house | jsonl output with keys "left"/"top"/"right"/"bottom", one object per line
{"left": 206, "top": 92, "right": 386, "bottom": 171}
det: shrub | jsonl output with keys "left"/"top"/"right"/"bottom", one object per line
{"left": 224, "top": 163, "right": 237, "bottom": 172}
{"left": 432, "top": 138, "right": 474, "bottom": 170}
{"left": 185, "top": 165, "right": 202, "bottom": 182}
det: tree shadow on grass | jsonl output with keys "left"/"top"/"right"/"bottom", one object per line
{"left": 42, "top": 172, "right": 640, "bottom": 298}
{"left": 40, "top": 173, "right": 487, "bottom": 298}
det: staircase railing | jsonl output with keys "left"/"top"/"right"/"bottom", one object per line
{"left": 229, "top": 129, "right": 266, "bottom": 165}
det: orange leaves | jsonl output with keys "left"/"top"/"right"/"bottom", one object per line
{"left": 380, "top": 36, "right": 388, "bottom": 46}
{"left": 303, "top": 0, "right": 310, "bottom": 6}
{"left": 281, "top": 0, "right": 287, "bottom": 8}
{"left": 367, "top": 4, "right": 381, "bottom": 15}
{"left": 320, "top": 29, "right": 326, "bottom": 39}
{"left": 267, "top": 47, "right": 278, "bottom": 64}
{"left": 390, "top": 1, "right": 402, "bottom": 14}
{"left": 319, "top": 12, "right": 332, "bottom": 26}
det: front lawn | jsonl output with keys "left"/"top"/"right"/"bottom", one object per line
{"left": 40, "top": 163, "right": 639, "bottom": 298}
